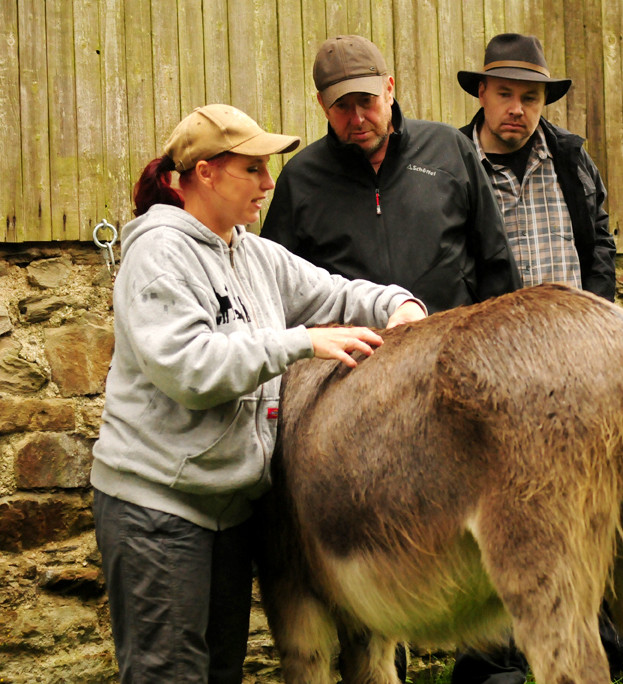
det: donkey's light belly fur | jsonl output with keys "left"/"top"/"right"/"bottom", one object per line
{"left": 320, "top": 529, "right": 509, "bottom": 648}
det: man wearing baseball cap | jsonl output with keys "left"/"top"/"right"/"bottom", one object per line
{"left": 458, "top": 33, "right": 615, "bottom": 302}
{"left": 262, "top": 35, "right": 520, "bottom": 315}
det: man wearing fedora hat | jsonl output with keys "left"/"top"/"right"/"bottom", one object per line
{"left": 262, "top": 34, "right": 521, "bottom": 315}
{"left": 454, "top": 33, "right": 620, "bottom": 684}
{"left": 458, "top": 32, "right": 615, "bottom": 302}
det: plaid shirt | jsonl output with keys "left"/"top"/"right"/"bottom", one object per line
{"left": 473, "top": 125, "right": 582, "bottom": 289}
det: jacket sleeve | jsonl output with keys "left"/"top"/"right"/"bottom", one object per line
{"left": 577, "top": 149, "right": 616, "bottom": 301}
{"left": 259, "top": 237, "right": 420, "bottom": 329}
{"left": 461, "top": 137, "right": 522, "bottom": 300}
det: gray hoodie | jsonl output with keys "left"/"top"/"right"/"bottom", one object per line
{"left": 91, "top": 204, "right": 417, "bottom": 530}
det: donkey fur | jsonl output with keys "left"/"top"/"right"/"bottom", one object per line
{"left": 255, "top": 284, "right": 623, "bottom": 684}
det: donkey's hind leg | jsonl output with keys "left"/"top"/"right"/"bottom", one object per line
{"left": 513, "top": 602, "right": 608, "bottom": 684}
{"left": 473, "top": 495, "right": 612, "bottom": 684}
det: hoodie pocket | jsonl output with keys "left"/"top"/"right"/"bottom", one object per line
{"left": 172, "top": 397, "right": 265, "bottom": 495}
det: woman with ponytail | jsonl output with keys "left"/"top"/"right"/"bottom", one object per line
{"left": 91, "top": 104, "right": 426, "bottom": 683}
{"left": 132, "top": 154, "right": 183, "bottom": 216}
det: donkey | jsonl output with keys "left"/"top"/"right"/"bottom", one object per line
{"left": 255, "top": 283, "right": 623, "bottom": 684}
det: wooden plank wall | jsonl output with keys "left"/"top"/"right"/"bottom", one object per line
{"left": 1, "top": 0, "right": 622, "bottom": 248}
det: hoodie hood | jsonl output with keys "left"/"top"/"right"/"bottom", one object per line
{"left": 121, "top": 204, "right": 246, "bottom": 258}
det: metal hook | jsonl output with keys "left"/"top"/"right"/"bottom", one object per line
{"left": 93, "top": 219, "right": 118, "bottom": 280}
{"left": 93, "top": 219, "right": 118, "bottom": 248}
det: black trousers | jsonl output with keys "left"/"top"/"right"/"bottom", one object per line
{"left": 451, "top": 641, "right": 528, "bottom": 684}
{"left": 93, "top": 490, "right": 253, "bottom": 684}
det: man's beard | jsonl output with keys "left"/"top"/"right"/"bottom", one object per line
{"left": 362, "top": 130, "right": 390, "bottom": 158}
{"left": 337, "top": 126, "right": 391, "bottom": 158}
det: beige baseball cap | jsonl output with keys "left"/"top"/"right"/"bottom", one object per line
{"left": 164, "top": 104, "right": 301, "bottom": 172}
{"left": 313, "top": 35, "right": 388, "bottom": 108}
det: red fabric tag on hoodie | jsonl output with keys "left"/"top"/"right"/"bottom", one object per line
{"left": 267, "top": 407, "right": 279, "bottom": 420}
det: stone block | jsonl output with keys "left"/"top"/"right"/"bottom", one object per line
{"left": 0, "top": 303, "right": 12, "bottom": 335}
{"left": 16, "top": 432, "right": 94, "bottom": 488}
{"left": 0, "top": 492, "right": 93, "bottom": 551}
{"left": 27, "top": 256, "right": 72, "bottom": 289}
{"left": 92, "top": 265, "right": 115, "bottom": 288}
{"left": 38, "top": 565, "right": 105, "bottom": 598}
{"left": 67, "top": 241, "right": 119, "bottom": 265}
{"left": 18, "top": 294, "right": 76, "bottom": 323}
{"left": 0, "top": 244, "right": 62, "bottom": 265}
{"left": 0, "top": 398, "right": 75, "bottom": 434}
{"left": 44, "top": 318, "right": 114, "bottom": 396}
{"left": 78, "top": 403, "right": 104, "bottom": 438}
{"left": 0, "top": 338, "right": 48, "bottom": 394}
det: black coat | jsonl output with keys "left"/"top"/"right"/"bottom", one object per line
{"left": 262, "top": 102, "right": 521, "bottom": 314}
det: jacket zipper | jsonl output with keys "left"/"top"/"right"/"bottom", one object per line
{"left": 375, "top": 188, "right": 382, "bottom": 215}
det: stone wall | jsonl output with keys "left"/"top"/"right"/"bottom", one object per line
{"left": 0, "top": 242, "right": 118, "bottom": 683}
{"left": 1, "top": 242, "right": 622, "bottom": 683}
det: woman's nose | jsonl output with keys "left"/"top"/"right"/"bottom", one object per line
{"left": 261, "top": 169, "right": 275, "bottom": 191}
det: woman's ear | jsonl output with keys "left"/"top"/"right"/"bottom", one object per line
{"left": 194, "top": 160, "right": 214, "bottom": 187}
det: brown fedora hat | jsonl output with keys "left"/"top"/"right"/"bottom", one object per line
{"left": 457, "top": 33, "right": 572, "bottom": 104}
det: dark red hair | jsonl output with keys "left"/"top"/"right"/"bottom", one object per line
{"left": 133, "top": 155, "right": 184, "bottom": 217}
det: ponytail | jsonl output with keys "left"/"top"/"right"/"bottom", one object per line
{"left": 133, "top": 155, "right": 184, "bottom": 217}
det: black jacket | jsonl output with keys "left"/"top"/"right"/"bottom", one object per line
{"left": 262, "top": 102, "right": 520, "bottom": 314}
{"left": 460, "top": 109, "right": 616, "bottom": 300}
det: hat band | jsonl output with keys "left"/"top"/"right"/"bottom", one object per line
{"left": 484, "top": 60, "right": 550, "bottom": 77}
